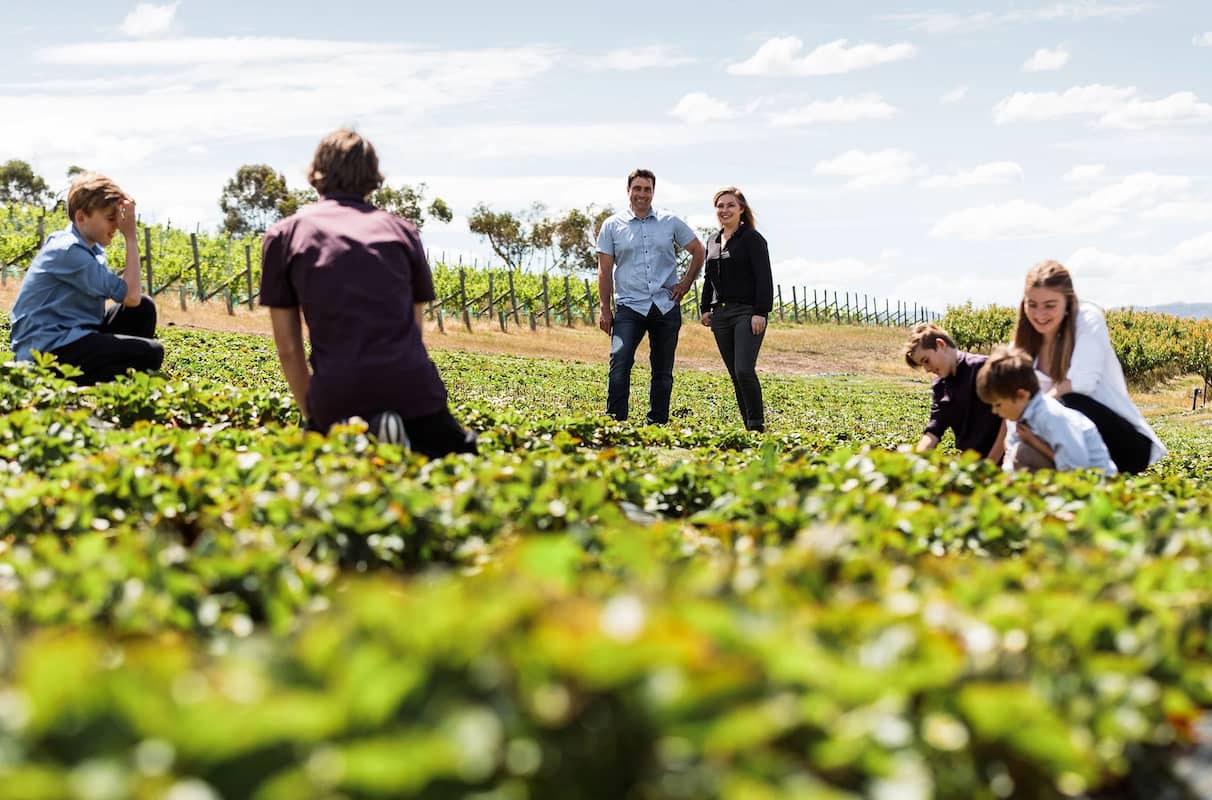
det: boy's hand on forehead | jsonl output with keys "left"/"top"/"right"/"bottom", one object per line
{"left": 117, "top": 196, "right": 137, "bottom": 238}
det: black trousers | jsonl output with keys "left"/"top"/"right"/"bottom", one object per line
{"left": 710, "top": 302, "right": 766, "bottom": 431}
{"left": 312, "top": 408, "right": 478, "bottom": 460}
{"left": 1060, "top": 392, "right": 1152, "bottom": 474}
{"left": 51, "top": 297, "right": 164, "bottom": 386}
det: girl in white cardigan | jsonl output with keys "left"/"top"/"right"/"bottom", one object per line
{"left": 1012, "top": 260, "right": 1166, "bottom": 474}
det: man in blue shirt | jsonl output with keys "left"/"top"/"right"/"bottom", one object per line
{"left": 9, "top": 173, "right": 163, "bottom": 384}
{"left": 596, "top": 169, "right": 705, "bottom": 424}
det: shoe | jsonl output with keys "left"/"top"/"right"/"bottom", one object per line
{"left": 369, "top": 411, "right": 411, "bottom": 447}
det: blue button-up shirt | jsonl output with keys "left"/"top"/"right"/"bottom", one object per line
{"left": 9, "top": 224, "right": 128, "bottom": 361}
{"left": 596, "top": 207, "right": 697, "bottom": 315}
{"left": 1006, "top": 391, "right": 1117, "bottom": 475}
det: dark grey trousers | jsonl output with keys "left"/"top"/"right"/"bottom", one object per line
{"left": 710, "top": 302, "right": 766, "bottom": 431}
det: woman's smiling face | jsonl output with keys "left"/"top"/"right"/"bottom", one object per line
{"left": 1024, "top": 286, "right": 1067, "bottom": 338}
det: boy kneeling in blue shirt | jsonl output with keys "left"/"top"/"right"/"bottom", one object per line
{"left": 976, "top": 345, "right": 1116, "bottom": 475}
{"left": 9, "top": 173, "right": 163, "bottom": 384}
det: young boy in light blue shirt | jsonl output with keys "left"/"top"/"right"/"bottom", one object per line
{"left": 9, "top": 173, "right": 163, "bottom": 384}
{"left": 976, "top": 345, "right": 1117, "bottom": 476}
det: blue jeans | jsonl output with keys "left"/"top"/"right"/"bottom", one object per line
{"left": 607, "top": 303, "right": 681, "bottom": 424}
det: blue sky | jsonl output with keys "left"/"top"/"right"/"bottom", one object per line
{"left": 2, "top": 1, "right": 1210, "bottom": 310}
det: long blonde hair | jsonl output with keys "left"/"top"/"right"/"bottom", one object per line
{"left": 1013, "top": 260, "right": 1079, "bottom": 382}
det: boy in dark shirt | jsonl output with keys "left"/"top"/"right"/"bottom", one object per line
{"left": 904, "top": 322, "right": 1004, "bottom": 462}
{"left": 259, "top": 129, "right": 476, "bottom": 458}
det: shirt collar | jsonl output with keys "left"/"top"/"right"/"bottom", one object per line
{"left": 1019, "top": 391, "right": 1046, "bottom": 424}
{"left": 67, "top": 223, "right": 103, "bottom": 255}
{"left": 627, "top": 206, "right": 656, "bottom": 221}
{"left": 322, "top": 192, "right": 371, "bottom": 206}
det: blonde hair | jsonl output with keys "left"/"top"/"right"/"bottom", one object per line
{"left": 1013, "top": 260, "right": 1078, "bottom": 382}
{"left": 67, "top": 173, "right": 124, "bottom": 220}
{"left": 307, "top": 129, "right": 384, "bottom": 197}
{"left": 713, "top": 186, "right": 756, "bottom": 229}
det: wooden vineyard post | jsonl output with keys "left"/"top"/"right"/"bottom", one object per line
{"left": 791, "top": 286, "right": 800, "bottom": 323}
{"left": 508, "top": 270, "right": 521, "bottom": 325}
{"left": 191, "top": 233, "right": 202, "bottom": 300}
{"left": 542, "top": 275, "right": 551, "bottom": 328}
{"left": 498, "top": 311, "right": 507, "bottom": 332}
{"left": 563, "top": 275, "right": 574, "bottom": 328}
{"left": 459, "top": 269, "right": 471, "bottom": 332}
{"left": 776, "top": 286, "right": 784, "bottom": 322}
{"left": 584, "top": 278, "right": 596, "bottom": 326}
{"left": 436, "top": 310, "right": 445, "bottom": 333}
{"left": 179, "top": 284, "right": 187, "bottom": 311}
{"left": 225, "top": 286, "right": 234, "bottom": 315}
{"left": 36, "top": 217, "right": 44, "bottom": 247}
{"left": 144, "top": 226, "right": 154, "bottom": 295}
{"left": 245, "top": 245, "right": 254, "bottom": 311}
{"left": 487, "top": 272, "right": 496, "bottom": 322}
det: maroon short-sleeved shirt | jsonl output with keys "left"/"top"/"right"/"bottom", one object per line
{"left": 260, "top": 194, "right": 447, "bottom": 429}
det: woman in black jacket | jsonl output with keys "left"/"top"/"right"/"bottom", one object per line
{"left": 699, "top": 187, "right": 774, "bottom": 432}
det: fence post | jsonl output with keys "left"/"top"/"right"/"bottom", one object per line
{"left": 791, "top": 286, "right": 800, "bottom": 323}
{"left": 508, "top": 270, "right": 521, "bottom": 325}
{"left": 813, "top": 289, "right": 819, "bottom": 321}
{"left": 225, "top": 286, "right": 234, "bottom": 315}
{"left": 563, "top": 275, "right": 574, "bottom": 327}
{"left": 499, "top": 310, "right": 507, "bottom": 332}
{"left": 144, "top": 226, "right": 154, "bottom": 294}
{"left": 529, "top": 310, "right": 537, "bottom": 331}
{"left": 885, "top": 299, "right": 891, "bottom": 326}
{"left": 542, "top": 275, "right": 551, "bottom": 328}
{"left": 245, "top": 245, "right": 254, "bottom": 311}
{"left": 584, "top": 278, "right": 596, "bottom": 326}
{"left": 36, "top": 217, "right": 44, "bottom": 247}
{"left": 179, "top": 284, "right": 187, "bottom": 312}
{"left": 459, "top": 269, "right": 467, "bottom": 315}
{"left": 191, "top": 233, "right": 202, "bottom": 300}
{"left": 776, "top": 286, "right": 784, "bottom": 322}
{"left": 437, "top": 309, "right": 445, "bottom": 333}
{"left": 487, "top": 272, "right": 496, "bottom": 322}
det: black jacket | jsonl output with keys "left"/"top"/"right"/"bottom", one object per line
{"left": 699, "top": 224, "right": 774, "bottom": 316}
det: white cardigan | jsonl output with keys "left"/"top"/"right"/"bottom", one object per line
{"left": 1034, "top": 302, "right": 1167, "bottom": 466}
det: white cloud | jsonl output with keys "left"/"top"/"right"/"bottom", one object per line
{"left": 590, "top": 46, "right": 696, "bottom": 71}
{"left": 920, "top": 162, "right": 1024, "bottom": 189}
{"left": 670, "top": 92, "right": 737, "bottom": 123}
{"left": 885, "top": 3, "right": 1153, "bottom": 35}
{"left": 768, "top": 94, "right": 898, "bottom": 126}
{"left": 1141, "top": 202, "right": 1212, "bottom": 222}
{"left": 6, "top": 40, "right": 560, "bottom": 169}
{"left": 931, "top": 172, "right": 1191, "bottom": 240}
{"left": 1194, "top": 32, "right": 1212, "bottom": 47}
{"left": 941, "top": 86, "right": 968, "bottom": 104}
{"left": 993, "top": 84, "right": 1212, "bottom": 130}
{"left": 814, "top": 149, "right": 924, "bottom": 189}
{"left": 1066, "top": 233, "right": 1212, "bottom": 306}
{"left": 727, "top": 37, "right": 917, "bottom": 77}
{"left": 1023, "top": 46, "right": 1070, "bottom": 72}
{"left": 1063, "top": 164, "right": 1106, "bottom": 182}
{"left": 120, "top": 2, "right": 180, "bottom": 38}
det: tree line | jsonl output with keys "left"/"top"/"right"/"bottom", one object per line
{"left": 2, "top": 159, "right": 619, "bottom": 274}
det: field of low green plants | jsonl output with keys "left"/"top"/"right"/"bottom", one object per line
{"left": 1, "top": 312, "right": 1212, "bottom": 799}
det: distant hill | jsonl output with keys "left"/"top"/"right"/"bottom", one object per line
{"left": 1134, "top": 303, "right": 1212, "bottom": 320}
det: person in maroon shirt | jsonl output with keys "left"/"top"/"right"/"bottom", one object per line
{"left": 260, "top": 129, "right": 476, "bottom": 458}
